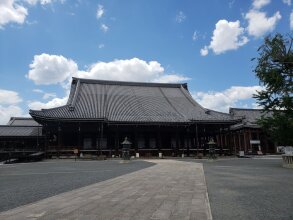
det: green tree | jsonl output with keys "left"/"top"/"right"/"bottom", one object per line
{"left": 253, "top": 33, "right": 293, "bottom": 146}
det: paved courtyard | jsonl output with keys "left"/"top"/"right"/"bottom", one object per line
{"left": 201, "top": 157, "right": 293, "bottom": 220}
{"left": 0, "top": 160, "right": 211, "bottom": 220}
{"left": 0, "top": 157, "right": 292, "bottom": 220}
{"left": 0, "top": 160, "right": 154, "bottom": 212}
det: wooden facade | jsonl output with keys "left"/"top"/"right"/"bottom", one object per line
{"left": 1, "top": 80, "right": 276, "bottom": 159}
{"left": 41, "top": 122, "right": 234, "bottom": 157}
{"left": 30, "top": 78, "right": 239, "bottom": 157}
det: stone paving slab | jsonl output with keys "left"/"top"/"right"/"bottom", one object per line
{"left": 0, "top": 160, "right": 212, "bottom": 220}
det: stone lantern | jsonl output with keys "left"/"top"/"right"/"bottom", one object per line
{"left": 121, "top": 137, "right": 131, "bottom": 160}
{"left": 207, "top": 138, "right": 216, "bottom": 159}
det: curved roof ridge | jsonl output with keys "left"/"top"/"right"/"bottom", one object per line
{"left": 72, "top": 77, "right": 187, "bottom": 88}
{"left": 30, "top": 104, "right": 70, "bottom": 114}
{"left": 229, "top": 107, "right": 263, "bottom": 111}
{"left": 179, "top": 86, "right": 207, "bottom": 112}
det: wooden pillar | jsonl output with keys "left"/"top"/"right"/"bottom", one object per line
{"left": 115, "top": 128, "right": 119, "bottom": 156}
{"left": 187, "top": 128, "right": 190, "bottom": 157}
{"left": 233, "top": 133, "right": 236, "bottom": 155}
{"left": 196, "top": 123, "right": 199, "bottom": 155}
{"left": 238, "top": 131, "right": 242, "bottom": 152}
{"left": 100, "top": 123, "right": 104, "bottom": 156}
{"left": 58, "top": 124, "right": 62, "bottom": 158}
{"left": 175, "top": 130, "right": 179, "bottom": 157}
{"left": 157, "top": 130, "right": 162, "bottom": 152}
{"left": 243, "top": 129, "right": 247, "bottom": 153}
{"left": 249, "top": 130, "right": 252, "bottom": 152}
{"left": 134, "top": 128, "right": 138, "bottom": 154}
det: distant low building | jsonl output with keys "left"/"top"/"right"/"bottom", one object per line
{"left": 0, "top": 117, "right": 44, "bottom": 160}
{"left": 216, "top": 108, "right": 275, "bottom": 155}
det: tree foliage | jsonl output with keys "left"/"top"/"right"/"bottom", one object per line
{"left": 253, "top": 33, "right": 293, "bottom": 145}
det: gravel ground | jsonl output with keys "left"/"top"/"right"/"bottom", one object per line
{"left": 200, "top": 158, "right": 293, "bottom": 220}
{"left": 0, "top": 159, "right": 154, "bottom": 212}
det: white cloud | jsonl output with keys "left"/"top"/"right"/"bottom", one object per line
{"left": 245, "top": 10, "right": 281, "bottom": 38}
{"left": 192, "top": 86, "right": 263, "bottom": 112}
{"left": 26, "top": 55, "right": 189, "bottom": 112}
{"left": 192, "top": 31, "right": 197, "bottom": 41}
{"left": 175, "top": 11, "right": 186, "bottom": 23}
{"left": 252, "top": 0, "right": 271, "bottom": 9}
{"left": 42, "top": 93, "right": 56, "bottom": 99}
{"left": 283, "top": 0, "right": 291, "bottom": 6}
{"left": 201, "top": 20, "right": 248, "bottom": 55}
{"left": 28, "top": 96, "right": 67, "bottom": 110}
{"left": 0, "top": 0, "right": 28, "bottom": 28}
{"left": 290, "top": 10, "right": 293, "bottom": 30}
{"left": 0, "top": 89, "right": 23, "bottom": 124}
{"left": 229, "top": 0, "right": 235, "bottom": 8}
{"left": 27, "top": 53, "right": 78, "bottom": 85}
{"left": 96, "top": 4, "right": 104, "bottom": 19}
{"left": 76, "top": 58, "right": 188, "bottom": 83}
{"left": 100, "top": 23, "right": 108, "bottom": 32}
{"left": 98, "top": 43, "right": 105, "bottom": 49}
{"left": 200, "top": 46, "right": 209, "bottom": 56}
{"left": 0, "top": 105, "right": 24, "bottom": 124}
{"left": 27, "top": 55, "right": 188, "bottom": 85}
{"left": 0, "top": 89, "right": 22, "bottom": 105}
{"left": 152, "top": 75, "right": 190, "bottom": 83}
{"left": 26, "top": 0, "right": 64, "bottom": 5}
{"left": 33, "top": 89, "right": 44, "bottom": 93}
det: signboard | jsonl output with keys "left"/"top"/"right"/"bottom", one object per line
{"left": 250, "top": 140, "right": 260, "bottom": 144}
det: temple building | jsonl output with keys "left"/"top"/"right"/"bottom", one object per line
{"left": 0, "top": 117, "right": 44, "bottom": 160}
{"left": 29, "top": 77, "right": 239, "bottom": 157}
{"left": 225, "top": 108, "right": 275, "bottom": 154}
{"left": 0, "top": 78, "right": 276, "bottom": 159}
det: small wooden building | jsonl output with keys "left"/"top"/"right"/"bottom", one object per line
{"left": 0, "top": 117, "right": 44, "bottom": 160}
{"left": 29, "top": 78, "right": 239, "bottom": 157}
{"left": 216, "top": 108, "right": 275, "bottom": 155}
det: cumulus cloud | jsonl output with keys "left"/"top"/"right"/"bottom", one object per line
{"left": 26, "top": 0, "right": 65, "bottom": 5}
{"left": 0, "top": 89, "right": 23, "bottom": 124}
{"left": 200, "top": 20, "right": 248, "bottom": 56}
{"left": 245, "top": 10, "right": 281, "bottom": 38}
{"left": 28, "top": 96, "right": 68, "bottom": 110}
{"left": 0, "top": 105, "right": 24, "bottom": 124}
{"left": 27, "top": 53, "right": 78, "bottom": 85}
{"left": 96, "top": 4, "right": 104, "bottom": 19}
{"left": 26, "top": 56, "right": 189, "bottom": 110}
{"left": 33, "top": 88, "right": 56, "bottom": 99}
{"left": 290, "top": 10, "right": 293, "bottom": 30}
{"left": 283, "top": 0, "right": 291, "bottom": 6}
{"left": 192, "top": 86, "right": 263, "bottom": 112}
{"left": 100, "top": 23, "right": 108, "bottom": 32}
{"left": 175, "top": 11, "right": 186, "bottom": 23}
{"left": 76, "top": 58, "right": 188, "bottom": 83}
{"left": 27, "top": 55, "right": 188, "bottom": 85}
{"left": 152, "top": 75, "right": 190, "bottom": 83}
{"left": 0, "top": 0, "right": 28, "bottom": 28}
{"left": 252, "top": 0, "right": 270, "bottom": 9}
{"left": 0, "top": 89, "right": 22, "bottom": 105}
{"left": 200, "top": 46, "right": 209, "bottom": 56}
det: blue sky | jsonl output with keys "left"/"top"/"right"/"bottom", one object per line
{"left": 0, "top": 0, "right": 292, "bottom": 124}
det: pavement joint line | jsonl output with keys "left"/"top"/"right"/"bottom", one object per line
{"left": 0, "top": 160, "right": 212, "bottom": 220}
{"left": 0, "top": 170, "right": 113, "bottom": 176}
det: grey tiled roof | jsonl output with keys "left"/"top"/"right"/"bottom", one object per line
{"left": 0, "top": 126, "right": 42, "bottom": 137}
{"left": 7, "top": 117, "right": 40, "bottom": 126}
{"left": 229, "top": 108, "right": 272, "bottom": 129}
{"left": 30, "top": 78, "right": 236, "bottom": 123}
